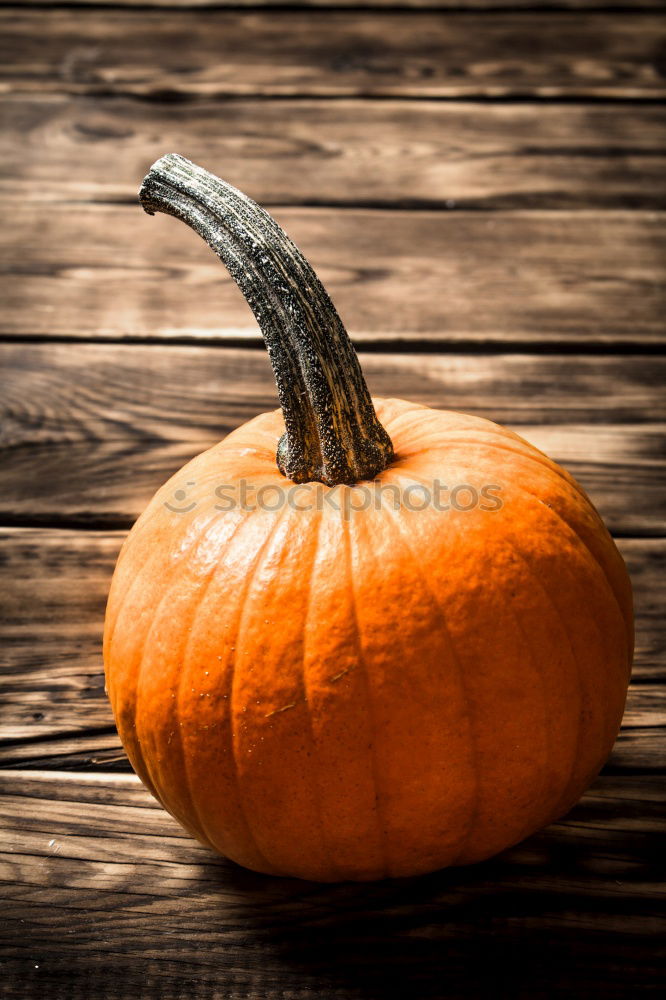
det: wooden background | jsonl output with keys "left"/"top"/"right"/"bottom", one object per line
{"left": 1, "top": 0, "right": 665, "bottom": 996}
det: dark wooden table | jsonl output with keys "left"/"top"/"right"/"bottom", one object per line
{"left": 1, "top": 1, "right": 665, "bottom": 997}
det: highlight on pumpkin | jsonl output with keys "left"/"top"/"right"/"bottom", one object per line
{"left": 103, "top": 157, "right": 633, "bottom": 882}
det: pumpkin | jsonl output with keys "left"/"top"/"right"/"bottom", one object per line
{"left": 104, "top": 154, "right": 633, "bottom": 881}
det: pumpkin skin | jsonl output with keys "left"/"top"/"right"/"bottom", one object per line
{"left": 104, "top": 397, "right": 633, "bottom": 881}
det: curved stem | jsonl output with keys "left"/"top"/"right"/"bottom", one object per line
{"left": 140, "top": 153, "right": 394, "bottom": 486}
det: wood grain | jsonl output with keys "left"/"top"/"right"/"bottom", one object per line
{"left": 0, "top": 528, "right": 663, "bottom": 762}
{"left": 1, "top": 0, "right": 664, "bottom": 992}
{"left": 2, "top": 694, "right": 663, "bottom": 772}
{"left": 17, "top": 0, "right": 666, "bottom": 9}
{"left": 1, "top": 9, "right": 664, "bottom": 99}
{"left": 0, "top": 530, "right": 120, "bottom": 742}
{"left": 622, "top": 538, "right": 666, "bottom": 681}
{"left": 2, "top": 205, "right": 664, "bottom": 346}
{"left": 5, "top": 96, "right": 666, "bottom": 210}
{"left": 0, "top": 771, "right": 663, "bottom": 999}
{"left": 3, "top": 709, "right": 661, "bottom": 773}
{"left": 3, "top": 342, "right": 664, "bottom": 435}
{"left": 1, "top": 344, "right": 664, "bottom": 531}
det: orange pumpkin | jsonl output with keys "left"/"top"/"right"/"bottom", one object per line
{"left": 104, "top": 154, "right": 633, "bottom": 881}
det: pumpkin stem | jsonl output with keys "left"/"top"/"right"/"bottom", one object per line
{"left": 139, "top": 154, "right": 394, "bottom": 486}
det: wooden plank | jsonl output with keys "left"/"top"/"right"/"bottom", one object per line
{"left": 1, "top": 531, "right": 659, "bottom": 711}
{"left": 621, "top": 539, "right": 666, "bottom": 681}
{"left": 0, "top": 530, "right": 121, "bottom": 743}
{"left": 16, "top": 1, "right": 666, "bottom": 9}
{"left": 0, "top": 771, "right": 663, "bottom": 998}
{"left": 0, "top": 528, "right": 663, "bottom": 769}
{"left": 1, "top": 10, "right": 663, "bottom": 99}
{"left": 2, "top": 714, "right": 661, "bottom": 773}
{"left": 1, "top": 427, "right": 662, "bottom": 532}
{"left": 1, "top": 206, "right": 664, "bottom": 345}
{"left": 622, "top": 684, "right": 666, "bottom": 726}
{"left": 1, "top": 344, "right": 664, "bottom": 532}
{"left": 3, "top": 344, "right": 664, "bottom": 435}
{"left": 3, "top": 647, "right": 663, "bottom": 749}
{"left": 1, "top": 689, "right": 662, "bottom": 772}
{"left": 5, "top": 97, "right": 666, "bottom": 210}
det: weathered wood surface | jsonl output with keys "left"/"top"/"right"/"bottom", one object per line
{"left": 0, "top": 771, "right": 663, "bottom": 999}
{"left": 20, "top": 0, "right": 666, "bottom": 8}
{"left": 1, "top": 345, "right": 664, "bottom": 531}
{"left": 2, "top": 689, "right": 663, "bottom": 773}
{"left": 1, "top": 0, "right": 665, "bottom": 995}
{"left": 5, "top": 97, "right": 666, "bottom": 210}
{"left": 2, "top": 206, "right": 664, "bottom": 345}
{"left": 4, "top": 344, "right": 664, "bottom": 432}
{"left": 1, "top": 530, "right": 662, "bottom": 765}
{"left": 3, "top": 426, "right": 662, "bottom": 531}
{"left": 4, "top": 727, "right": 666, "bottom": 774}
{"left": 2, "top": 10, "right": 664, "bottom": 99}
{"left": 9, "top": 528, "right": 666, "bottom": 703}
